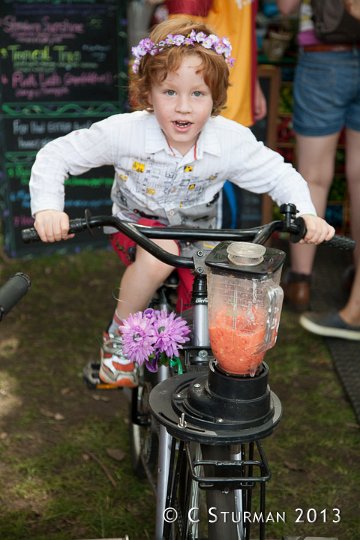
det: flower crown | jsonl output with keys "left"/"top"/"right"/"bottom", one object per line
{"left": 131, "top": 29, "right": 234, "bottom": 74}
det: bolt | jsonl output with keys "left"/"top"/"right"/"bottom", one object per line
{"left": 196, "top": 267, "right": 203, "bottom": 273}
{"left": 198, "top": 349, "right": 208, "bottom": 359}
{"left": 178, "top": 412, "right": 187, "bottom": 428}
{"left": 194, "top": 383, "right": 201, "bottom": 388}
{"left": 197, "top": 250, "right": 204, "bottom": 257}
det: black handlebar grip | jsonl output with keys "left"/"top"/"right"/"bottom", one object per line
{"left": 324, "top": 235, "right": 356, "bottom": 250}
{"left": 0, "top": 273, "right": 31, "bottom": 320}
{"left": 21, "top": 218, "right": 88, "bottom": 243}
{"left": 21, "top": 227, "right": 40, "bottom": 243}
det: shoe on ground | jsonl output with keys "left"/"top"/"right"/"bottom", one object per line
{"left": 300, "top": 311, "right": 360, "bottom": 341}
{"left": 282, "top": 270, "right": 311, "bottom": 312}
{"left": 99, "top": 332, "right": 138, "bottom": 387}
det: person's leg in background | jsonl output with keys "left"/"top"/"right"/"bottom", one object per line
{"left": 345, "top": 128, "right": 360, "bottom": 267}
{"left": 299, "top": 126, "right": 360, "bottom": 339}
{"left": 284, "top": 132, "right": 339, "bottom": 311}
{"left": 298, "top": 45, "right": 360, "bottom": 338}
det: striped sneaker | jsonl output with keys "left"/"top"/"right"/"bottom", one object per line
{"left": 99, "top": 332, "right": 138, "bottom": 388}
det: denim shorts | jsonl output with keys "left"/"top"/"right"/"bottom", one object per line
{"left": 293, "top": 49, "right": 360, "bottom": 136}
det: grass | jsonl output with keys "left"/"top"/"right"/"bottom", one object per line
{"left": 0, "top": 247, "right": 359, "bottom": 539}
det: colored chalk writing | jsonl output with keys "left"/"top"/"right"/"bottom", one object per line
{"left": 0, "top": 0, "right": 127, "bottom": 257}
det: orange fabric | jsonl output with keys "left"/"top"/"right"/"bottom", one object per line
{"left": 167, "top": 0, "right": 258, "bottom": 126}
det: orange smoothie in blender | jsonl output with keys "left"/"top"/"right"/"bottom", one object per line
{"left": 209, "top": 306, "right": 268, "bottom": 376}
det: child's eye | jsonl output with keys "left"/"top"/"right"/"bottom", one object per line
{"left": 193, "top": 90, "right": 203, "bottom": 97}
{"left": 165, "top": 89, "right": 176, "bottom": 96}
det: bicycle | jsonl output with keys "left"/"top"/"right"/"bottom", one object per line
{"left": 0, "top": 273, "right": 31, "bottom": 321}
{"left": 22, "top": 204, "right": 354, "bottom": 540}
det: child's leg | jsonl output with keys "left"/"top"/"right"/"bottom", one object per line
{"left": 100, "top": 239, "right": 179, "bottom": 387}
{"left": 115, "top": 239, "right": 179, "bottom": 321}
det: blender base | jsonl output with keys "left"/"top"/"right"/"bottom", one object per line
{"left": 149, "top": 362, "right": 282, "bottom": 444}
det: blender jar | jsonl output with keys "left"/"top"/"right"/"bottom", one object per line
{"left": 206, "top": 242, "right": 285, "bottom": 376}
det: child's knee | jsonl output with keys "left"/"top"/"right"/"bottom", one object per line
{"left": 135, "top": 250, "right": 174, "bottom": 281}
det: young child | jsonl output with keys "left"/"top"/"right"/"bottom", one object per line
{"left": 29, "top": 17, "right": 335, "bottom": 387}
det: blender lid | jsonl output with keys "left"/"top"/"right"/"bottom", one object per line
{"left": 227, "top": 242, "right": 266, "bottom": 266}
{"left": 205, "top": 241, "right": 286, "bottom": 277}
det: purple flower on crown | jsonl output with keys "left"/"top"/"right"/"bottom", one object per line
{"left": 201, "top": 34, "right": 219, "bottom": 49}
{"left": 132, "top": 37, "right": 154, "bottom": 59}
{"left": 172, "top": 34, "right": 186, "bottom": 46}
{"left": 221, "top": 37, "right": 232, "bottom": 58}
{"left": 194, "top": 31, "right": 207, "bottom": 43}
{"left": 163, "top": 34, "right": 176, "bottom": 46}
{"left": 132, "top": 59, "right": 140, "bottom": 73}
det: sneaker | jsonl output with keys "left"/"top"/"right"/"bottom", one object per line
{"left": 300, "top": 311, "right": 360, "bottom": 341}
{"left": 99, "top": 332, "right": 138, "bottom": 387}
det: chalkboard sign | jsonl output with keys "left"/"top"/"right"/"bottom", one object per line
{"left": 0, "top": 0, "right": 128, "bottom": 257}
{"left": 222, "top": 65, "right": 280, "bottom": 229}
{"left": 0, "top": 0, "right": 121, "bottom": 103}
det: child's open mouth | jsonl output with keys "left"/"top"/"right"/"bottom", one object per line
{"left": 173, "top": 121, "right": 192, "bottom": 128}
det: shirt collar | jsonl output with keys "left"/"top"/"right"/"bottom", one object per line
{"left": 144, "top": 113, "right": 222, "bottom": 158}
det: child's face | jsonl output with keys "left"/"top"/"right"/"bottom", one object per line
{"left": 149, "top": 54, "right": 213, "bottom": 156}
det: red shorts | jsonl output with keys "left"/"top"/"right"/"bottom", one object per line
{"left": 109, "top": 218, "right": 194, "bottom": 313}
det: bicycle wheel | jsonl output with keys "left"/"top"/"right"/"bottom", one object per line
{"left": 164, "top": 442, "right": 243, "bottom": 540}
{"left": 202, "top": 444, "right": 245, "bottom": 540}
{"left": 129, "top": 367, "right": 159, "bottom": 480}
{"left": 163, "top": 440, "right": 202, "bottom": 540}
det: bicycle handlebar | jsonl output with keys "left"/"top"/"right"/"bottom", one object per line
{"left": 21, "top": 205, "right": 355, "bottom": 269}
{"left": 0, "top": 273, "right": 31, "bottom": 321}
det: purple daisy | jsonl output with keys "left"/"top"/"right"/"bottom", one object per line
{"left": 153, "top": 310, "right": 191, "bottom": 358}
{"left": 121, "top": 311, "right": 156, "bottom": 365}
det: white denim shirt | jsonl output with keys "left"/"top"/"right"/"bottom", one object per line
{"left": 30, "top": 110, "right": 316, "bottom": 227}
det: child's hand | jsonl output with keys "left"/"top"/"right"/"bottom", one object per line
{"left": 299, "top": 214, "right": 335, "bottom": 245}
{"left": 34, "top": 210, "right": 74, "bottom": 243}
